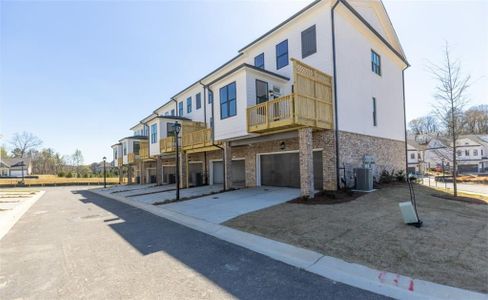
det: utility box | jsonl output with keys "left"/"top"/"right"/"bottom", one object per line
{"left": 354, "top": 168, "right": 373, "bottom": 191}
{"left": 399, "top": 201, "right": 419, "bottom": 224}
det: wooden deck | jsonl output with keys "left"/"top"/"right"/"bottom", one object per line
{"left": 247, "top": 59, "right": 333, "bottom": 133}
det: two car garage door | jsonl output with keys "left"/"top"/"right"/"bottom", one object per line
{"left": 260, "top": 151, "right": 323, "bottom": 190}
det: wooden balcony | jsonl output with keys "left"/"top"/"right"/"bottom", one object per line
{"left": 140, "top": 141, "right": 149, "bottom": 159}
{"left": 117, "top": 158, "right": 123, "bottom": 167}
{"left": 127, "top": 153, "right": 137, "bottom": 164}
{"left": 182, "top": 127, "right": 221, "bottom": 153}
{"left": 160, "top": 136, "right": 176, "bottom": 153}
{"left": 247, "top": 58, "right": 333, "bottom": 133}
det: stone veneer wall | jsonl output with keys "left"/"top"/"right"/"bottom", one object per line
{"left": 338, "top": 131, "right": 406, "bottom": 183}
{"left": 142, "top": 130, "right": 405, "bottom": 190}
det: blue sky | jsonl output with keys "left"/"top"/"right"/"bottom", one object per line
{"left": 1, "top": 0, "right": 487, "bottom": 163}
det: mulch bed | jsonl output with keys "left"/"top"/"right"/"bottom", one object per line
{"left": 288, "top": 189, "right": 366, "bottom": 205}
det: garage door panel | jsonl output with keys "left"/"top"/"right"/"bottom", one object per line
{"left": 261, "top": 153, "right": 300, "bottom": 188}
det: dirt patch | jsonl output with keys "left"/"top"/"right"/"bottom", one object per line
{"left": 289, "top": 190, "right": 365, "bottom": 205}
{"left": 225, "top": 184, "right": 488, "bottom": 293}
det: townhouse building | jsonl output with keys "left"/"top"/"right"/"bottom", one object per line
{"left": 112, "top": 0, "right": 409, "bottom": 197}
{"left": 408, "top": 134, "right": 488, "bottom": 174}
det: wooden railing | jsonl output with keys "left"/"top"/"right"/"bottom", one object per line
{"left": 160, "top": 136, "right": 176, "bottom": 153}
{"left": 140, "top": 141, "right": 149, "bottom": 159}
{"left": 128, "top": 153, "right": 136, "bottom": 164}
{"left": 182, "top": 127, "right": 215, "bottom": 150}
{"left": 117, "top": 158, "right": 123, "bottom": 167}
{"left": 247, "top": 58, "right": 333, "bottom": 133}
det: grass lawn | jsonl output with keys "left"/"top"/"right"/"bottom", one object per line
{"left": 224, "top": 184, "right": 488, "bottom": 293}
{"left": 0, "top": 175, "right": 122, "bottom": 186}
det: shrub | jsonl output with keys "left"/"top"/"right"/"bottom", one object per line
{"left": 58, "top": 172, "right": 65, "bottom": 177}
{"left": 66, "top": 172, "right": 73, "bottom": 178}
{"left": 379, "top": 169, "right": 394, "bottom": 184}
{"left": 395, "top": 170, "right": 406, "bottom": 182}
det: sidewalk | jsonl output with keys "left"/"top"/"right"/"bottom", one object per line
{"left": 90, "top": 188, "right": 487, "bottom": 300}
{"left": 420, "top": 177, "right": 488, "bottom": 196}
{"left": 0, "top": 189, "right": 46, "bottom": 240}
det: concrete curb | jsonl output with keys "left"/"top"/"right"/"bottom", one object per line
{"left": 90, "top": 189, "right": 487, "bottom": 300}
{"left": 0, "top": 191, "right": 46, "bottom": 241}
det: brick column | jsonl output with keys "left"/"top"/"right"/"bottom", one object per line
{"left": 299, "top": 128, "right": 314, "bottom": 198}
{"left": 223, "top": 142, "right": 233, "bottom": 190}
{"left": 127, "top": 165, "right": 133, "bottom": 185}
{"left": 322, "top": 130, "right": 338, "bottom": 191}
{"left": 118, "top": 167, "right": 123, "bottom": 184}
{"left": 156, "top": 156, "right": 162, "bottom": 185}
{"left": 140, "top": 161, "right": 146, "bottom": 184}
{"left": 245, "top": 146, "right": 256, "bottom": 187}
{"left": 180, "top": 152, "right": 188, "bottom": 188}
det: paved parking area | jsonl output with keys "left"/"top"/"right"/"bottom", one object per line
{"left": 163, "top": 186, "right": 301, "bottom": 224}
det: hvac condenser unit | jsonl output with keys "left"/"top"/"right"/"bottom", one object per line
{"left": 354, "top": 168, "right": 373, "bottom": 191}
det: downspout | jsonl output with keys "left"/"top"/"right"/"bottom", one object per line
{"left": 171, "top": 97, "right": 178, "bottom": 116}
{"left": 402, "top": 68, "right": 409, "bottom": 174}
{"left": 205, "top": 84, "right": 226, "bottom": 191}
{"left": 199, "top": 81, "right": 208, "bottom": 185}
{"left": 331, "top": 0, "right": 341, "bottom": 190}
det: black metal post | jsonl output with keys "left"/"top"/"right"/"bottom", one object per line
{"left": 175, "top": 122, "right": 181, "bottom": 200}
{"left": 103, "top": 161, "right": 107, "bottom": 188}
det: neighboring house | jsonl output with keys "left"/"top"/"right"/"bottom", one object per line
{"left": 0, "top": 158, "right": 32, "bottom": 177}
{"left": 112, "top": 0, "right": 410, "bottom": 195}
{"left": 408, "top": 134, "right": 488, "bottom": 174}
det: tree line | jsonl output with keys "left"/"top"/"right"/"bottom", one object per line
{"left": 1, "top": 132, "right": 117, "bottom": 177}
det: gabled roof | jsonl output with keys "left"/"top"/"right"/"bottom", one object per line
{"left": 118, "top": 135, "right": 148, "bottom": 142}
{"left": 0, "top": 157, "right": 32, "bottom": 168}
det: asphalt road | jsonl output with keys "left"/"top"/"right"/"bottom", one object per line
{"left": 0, "top": 186, "right": 388, "bottom": 299}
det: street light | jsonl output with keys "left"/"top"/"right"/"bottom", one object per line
{"left": 174, "top": 121, "right": 182, "bottom": 200}
{"left": 103, "top": 156, "right": 107, "bottom": 188}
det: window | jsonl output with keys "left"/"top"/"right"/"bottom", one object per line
{"left": 208, "top": 90, "right": 213, "bottom": 104}
{"left": 372, "top": 97, "right": 377, "bottom": 126}
{"left": 474, "top": 149, "right": 478, "bottom": 156}
{"left": 254, "top": 53, "right": 264, "bottom": 69}
{"left": 186, "top": 97, "right": 192, "bottom": 113}
{"left": 150, "top": 124, "right": 157, "bottom": 144}
{"left": 410, "top": 153, "right": 415, "bottom": 159}
{"left": 133, "top": 142, "right": 140, "bottom": 155}
{"left": 167, "top": 123, "right": 176, "bottom": 137}
{"left": 255, "top": 80, "right": 269, "bottom": 104}
{"left": 210, "top": 116, "right": 214, "bottom": 128}
{"left": 171, "top": 109, "right": 175, "bottom": 116}
{"left": 123, "top": 143, "right": 127, "bottom": 155}
{"left": 178, "top": 102, "right": 183, "bottom": 116}
{"left": 196, "top": 93, "right": 201, "bottom": 110}
{"left": 418, "top": 153, "right": 421, "bottom": 159}
{"left": 114, "top": 149, "right": 118, "bottom": 159}
{"left": 220, "top": 82, "right": 237, "bottom": 119}
{"left": 482, "top": 149, "right": 484, "bottom": 156}
{"left": 371, "top": 50, "right": 381, "bottom": 75}
{"left": 301, "top": 25, "right": 317, "bottom": 58}
{"left": 457, "top": 150, "right": 462, "bottom": 156}
{"left": 465, "top": 150, "right": 470, "bottom": 156}
{"left": 276, "top": 39, "right": 288, "bottom": 69}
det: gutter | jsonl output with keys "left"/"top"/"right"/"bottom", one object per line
{"left": 171, "top": 97, "right": 178, "bottom": 116}
{"left": 204, "top": 83, "right": 226, "bottom": 191}
{"left": 331, "top": 0, "right": 341, "bottom": 190}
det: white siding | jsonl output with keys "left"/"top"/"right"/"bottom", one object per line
{"left": 335, "top": 8, "right": 405, "bottom": 141}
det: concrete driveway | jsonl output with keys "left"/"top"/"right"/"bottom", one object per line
{"left": 163, "top": 186, "right": 300, "bottom": 224}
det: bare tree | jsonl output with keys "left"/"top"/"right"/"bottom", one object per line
{"left": 408, "top": 115, "right": 439, "bottom": 135}
{"left": 71, "top": 149, "right": 84, "bottom": 177}
{"left": 461, "top": 105, "right": 488, "bottom": 134}
{"left": 9, "top": 132, "right": 42, "bottom": 158}
{"left": 429, "top": 42, "right": 471, "bottom": 197}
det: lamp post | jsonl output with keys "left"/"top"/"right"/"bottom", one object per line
{"left": 174, "top": 122, "right": 181, "bottom": 200}
{"left": 103, "top": 156, "right": 107, "bottom": 188}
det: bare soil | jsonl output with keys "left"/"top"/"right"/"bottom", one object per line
{"left": 224, "top": 184, "right": 488, "bottom": 293}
